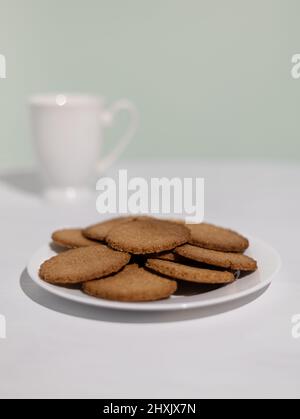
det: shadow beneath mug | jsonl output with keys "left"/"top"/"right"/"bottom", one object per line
{"left": 0, "top": 170, "right": 43, "bottom": 196}
{"left": 20, "top": 268, "right": 269, "bottom": 324}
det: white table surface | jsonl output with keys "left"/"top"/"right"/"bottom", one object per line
{"left": 0, "top": 160, "right": 299, "bottom": 399}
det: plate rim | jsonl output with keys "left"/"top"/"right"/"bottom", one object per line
{"left": 27, "top": 236, "right": 281, "bottom": 312}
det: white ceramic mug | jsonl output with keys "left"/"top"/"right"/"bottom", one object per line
{"left": 30, "top": 93, "right": 138, "bottom": 201}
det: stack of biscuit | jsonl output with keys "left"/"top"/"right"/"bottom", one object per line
{"left": 39, "top": 216, "right": 257, "bottom": 302}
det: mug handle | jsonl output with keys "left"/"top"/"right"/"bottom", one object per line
{"left": 97, "top": 99, "right": 138, "bottom": 173}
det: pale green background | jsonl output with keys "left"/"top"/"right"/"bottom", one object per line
{"left": 0, "top": 0, "right": 299, "bottom": 168}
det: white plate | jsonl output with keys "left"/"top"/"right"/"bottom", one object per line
{"left": 27, "top": 237, "right": 281, "bottom": 312}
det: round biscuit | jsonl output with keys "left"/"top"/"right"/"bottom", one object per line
{"left": 106, "top": 218, "right": 190, "bottom": 254}
{"left": 52, "top": 228, "right": 99, "bottom": 249}
{"left": 82, "top": 264, "right": 177, "bottom": 302}
{"left": 175, "top": 244, "right": 257, "bottom": 271}
{"left": 187, "top": 223, "right": 249, "bottom": 252}
{"left": 39, "top": 245, "right": 130, "bottom": 285}
{"left": 146, "top": 258, "right": 235, "bottom": 284}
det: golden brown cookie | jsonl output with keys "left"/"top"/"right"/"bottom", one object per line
{"left": 187, "top": 223, "right": 249, "bottom": 252}
{"left": 83, "top": 216, "right": 135, "bottom": 241}
{"left": 39, "top": 245, "right": 130, "bottom": 285}
{"left": 106, "top": 218, "right": 190, "bottom": 254}
{"left": 146, "top": 259, "right": 235, "bottom": 284}
{"left": 52, "top": 228, "right": 99, "bottom": 249}
{"left": 175, "top": 244, "right": 257, "bottom": 271}
{"left": 82, "top": 264, "right": 177, "bottom": 302}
